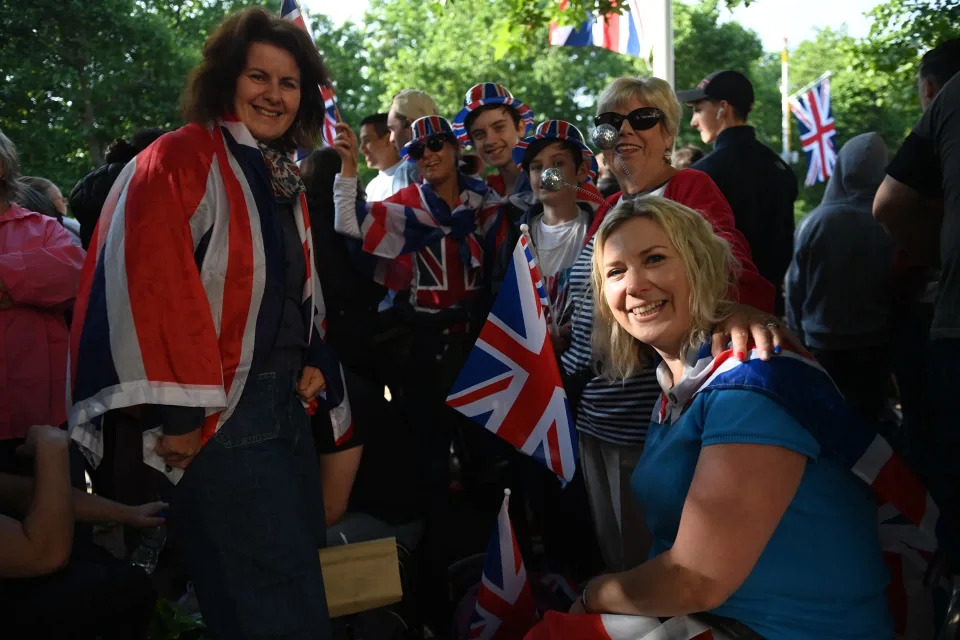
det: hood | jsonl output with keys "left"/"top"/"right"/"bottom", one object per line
{"left": 821, "top": 132, "right": 888, "bottom": 205}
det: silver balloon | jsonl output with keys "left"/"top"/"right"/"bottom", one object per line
{"left": 540, "top": 168, "right": 565, "bottom": 192}
{"left": 591, "top": 124, "right": 619, "bottom": 151}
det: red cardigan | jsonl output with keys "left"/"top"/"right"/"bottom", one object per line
{"left": 588, "top": 168, "right": 775, "bottom": 313}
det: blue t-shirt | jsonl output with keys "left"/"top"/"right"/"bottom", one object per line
{"left": 632, "top": 389, "right": 893, "bottom": 640}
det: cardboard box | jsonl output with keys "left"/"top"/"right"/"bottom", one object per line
{"left": 319, "top": 537, "right": 404, "bottom": 618}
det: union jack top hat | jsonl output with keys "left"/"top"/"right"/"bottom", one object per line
{"left": 400, "top": 115, "right": 459, "bottom": 162}
{"left": 451, "top": 83, "right": 535, "bottom": 146}
{"left": 512, "top": 120, "right": 598, "bottom": 181}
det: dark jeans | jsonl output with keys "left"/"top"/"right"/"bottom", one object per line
{"left": 172, "top": 369, "right": 330, "bottom": 640}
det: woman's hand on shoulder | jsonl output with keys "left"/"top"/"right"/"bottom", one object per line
{"left": 711, "top": 303, "right": 803, "bottom": 361}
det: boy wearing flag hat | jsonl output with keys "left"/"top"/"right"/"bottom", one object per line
{"left": 512, "top": 120, "right": 606, "bottom": 325}
{"left": 453, "top": 82, "right": 536, "bottom": 198}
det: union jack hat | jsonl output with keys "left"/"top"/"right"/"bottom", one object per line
{"left": 512, "top": 120, "right": 598, "bottom": 181}
{"left": 451, "top": 83, "right": 535, "bottom": 146}
{"left": 400, "top": 115, "right": 459, "bottom": 162}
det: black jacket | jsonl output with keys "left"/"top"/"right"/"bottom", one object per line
{"left": 693, "top": 126, "right": 798, "bottom": 298}
{"left": 69, "top": 162, "right": 126, "bottom": 250}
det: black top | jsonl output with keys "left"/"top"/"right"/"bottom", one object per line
{"left": 692, "top": 125, "right": 798, "bottom": 295}
{"left": 69, "top": 162, "right": 126, "bottom": 249}
{"left": 886, "top": 74, "right": 960, "bottom": 339}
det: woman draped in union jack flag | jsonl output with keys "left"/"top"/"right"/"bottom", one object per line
{"left": 68, "top": 9, "right": 350, "bottom": 638}
{"left": 529, "top": 196, "right": 944, "bottom": 639}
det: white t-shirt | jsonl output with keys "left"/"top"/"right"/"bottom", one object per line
{"left": 530, "top": 210, "right": 590, "bottom": 313}
{"left": 364, "top": 159, "right": 417, "bottom": 202}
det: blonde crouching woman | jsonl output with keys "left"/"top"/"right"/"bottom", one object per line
{"left": 571, "top": 197, "right": 892, "bottom": 640}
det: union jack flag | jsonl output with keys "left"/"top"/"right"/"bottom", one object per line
{"left": 549, "top": 0, "right": 651, "bottom": 58}
{"left": 469, "top": 491, "right": 539, "bottom": 640}
{"left": 447, "top": 235, "right": 577, "bottom": 482}
{"left": 280, "top": 0, "right": 340, "bottom": 150}
{"left": 789, "top": 73, "right": 837, "bottom": 186}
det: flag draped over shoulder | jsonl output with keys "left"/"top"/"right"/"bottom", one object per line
{"left": 470, "top": 491, "right": 539, "bottom": 640}
{"left": 447, "top": 235, "right": 577, "bottom": 482}
{"left": 549, "top": 0, "right": 650, "bottom": 58}
{"left": 657, "top": 344, "right": 943, "bottom": 637}
{"left": 68, "top": 118, "right": 351, "bottom": 476}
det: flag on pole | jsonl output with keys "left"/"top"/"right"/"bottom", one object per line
{"left": 280, "top": 0, "right": 341, "bottom": 150}
{"left": 469, "top": 490, "right": 539, "bottom": 640}
{"left": 446, "top": 235, "right": 577, "bottom": 483}
{"left": 788, "top": 73, "right": 837, "bottom": 186}
{"left": 548, "top": 0, "right": 651, "bottom": 58}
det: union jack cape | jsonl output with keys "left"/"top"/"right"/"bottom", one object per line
{"left": 526, "top": 611, "right": 720, "bottom": 640}
{"left": 470, "top": 491, "right": 539, "bottom": 639}
{"left": 446, "top": 234, "right": 577, "bottom": 482}
{"left": 350, "top": 176, "right": 503, "bottom": 311}
{"left": 68, "top": 118, "right": 351, "bottom": 477}
{"left": 656, "top": 343, "right": 943, "bottom": 638}
{"left": 789, "top": 72, "right": 838, "bottom": 186}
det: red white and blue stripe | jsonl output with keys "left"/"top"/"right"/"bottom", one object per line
{"left": 789, "top": 73, "right": 837, "bottom": 186}
{"left": 351, "top": 175, "right": 502, "bottom": 311}
{"left": 549, "top": 0, "right": 650, "bottom": 58}
{"left": 447, "top": 234, "right": 577, "bottom": 482}
{"left": 452, "top": 83, "right": 535, "bottom": 146}
{"left": 281, "top": 0, "right": 340, "bottom": 151}
{"left": 68, "top": 118, "right": 352, "bottom": 472}
{"left": 655, "top": 342, "right": 942, "bottom": 637}
{"left": 400, "top": 115, "right": 459, "bottom": 162}
{"left": 512, "top": 119, "right": 600, "bottom": 181}
{"left": 468, "top": 491, "right": 539, "bottom": 640}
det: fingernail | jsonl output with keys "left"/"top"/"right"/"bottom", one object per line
{"left": 774, "top": 345, "right": 782, "bottom": 354}
{"left": 736, "top": 351, "right": 746, "bottom": 361}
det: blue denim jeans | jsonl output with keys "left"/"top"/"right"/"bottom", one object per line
{"left": 172, "top": 369, "right": 330, "bottom": 639}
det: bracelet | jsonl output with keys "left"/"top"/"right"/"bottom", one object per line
{"left": 580, "top": 578, "right": 593, "bottom": 613}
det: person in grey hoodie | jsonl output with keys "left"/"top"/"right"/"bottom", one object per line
{"left": 786, "top": 132, "right": 894, "bottom": 420}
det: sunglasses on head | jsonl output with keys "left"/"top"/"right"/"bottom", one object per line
{"left": 408, "top": 134, "right": 450, "bottom": 160}
{"left": 594, "top": 107, "right": 664, "bottom": 132}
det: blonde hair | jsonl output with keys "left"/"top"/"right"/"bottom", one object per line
{"left": 591, "top": 196, "right": 739, "bottom": 380}
{"left": 596, "top": 76, "right": 682, "bottom": 142}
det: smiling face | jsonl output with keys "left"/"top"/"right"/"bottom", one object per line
{"left": 601, "top": 97, "right": 674, "bottom": 192}
{"left": 601, "top": 216, "right": 691, "bottom": 357}
{"left": 468, "top": 107, "right": 527, "bottom": 170}
{"left": 416, "top": 139, "right": 459, "bottom": 185}
{"left": 233, "top": 41, "right": 301, "bottom": 143}
{"left": 527, "top": 141, "right": 588, "bottom": 207}
{"left": 359, "top": 124, "right": 398, "bottom": 171}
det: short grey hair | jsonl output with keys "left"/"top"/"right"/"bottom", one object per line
{"left": 0, "top": 129, "right": 22, "bottom": 206}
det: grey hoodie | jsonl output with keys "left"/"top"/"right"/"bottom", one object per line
{"left": 785, "top": 132, "right": 895, "bottom": 349}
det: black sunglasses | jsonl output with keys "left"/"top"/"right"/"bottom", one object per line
{"left": 408, "top": 134, "right": 450, "bottom": 160}
{"left": 594, "top": 107, "right": 665, "bottom": 132}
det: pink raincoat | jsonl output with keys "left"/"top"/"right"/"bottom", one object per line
{"left": 0, "top": 202, "right": 85, "bottom": 439}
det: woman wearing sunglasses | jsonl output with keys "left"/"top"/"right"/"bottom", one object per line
{"left": 557, "top": 76, "right": 781, "bottom": 574}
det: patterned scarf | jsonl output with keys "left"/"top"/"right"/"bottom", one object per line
{"left": 258, "top": 143, "right": 306, "bottom": 201}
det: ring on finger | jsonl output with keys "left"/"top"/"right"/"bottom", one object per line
{"left": 765, "top": 321, "right": 779, "bottom": 330}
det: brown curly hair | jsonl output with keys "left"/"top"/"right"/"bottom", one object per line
{"left": 181, "top": 7, "right": 330, "bottom": 152}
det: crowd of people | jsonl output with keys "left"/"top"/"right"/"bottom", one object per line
{"left": 1, "top": 5, "right": 959, "bottom": 639}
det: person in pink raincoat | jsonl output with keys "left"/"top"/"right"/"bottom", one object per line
{"left": 0, "top": 129, "right": 85, "bottom": 442}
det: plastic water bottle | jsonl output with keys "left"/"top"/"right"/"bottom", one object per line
{"left": 130, "top": 524, "right": 166, "bottom": 574}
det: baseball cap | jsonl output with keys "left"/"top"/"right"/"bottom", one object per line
{"left": 390, "top": 89, "right": 439, "bottom": 122}
{"left": 676, "top": 70, "right": 755, "bottom": 112}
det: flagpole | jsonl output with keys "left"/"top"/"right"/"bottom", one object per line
{"left": 788, "top": 70, "right": 832, "bottom": 102}
{"left": 650, "top": 0, "right": 674, "bottom": 87}
{"left": 780, "top": 38, "right": 791, "bottom": 163}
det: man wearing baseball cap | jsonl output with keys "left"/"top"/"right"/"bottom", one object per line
{"left": 677, "top": 69, "right": 798, "bottom": 314}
